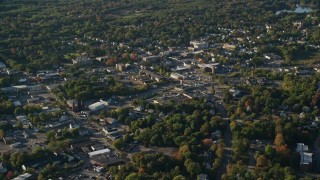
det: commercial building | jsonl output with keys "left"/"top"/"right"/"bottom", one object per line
{"left": 88, "top": 148, "right": 111, "bottom": 158}
{"left": 88, "top": 100, "right": 108, "bottom": 112}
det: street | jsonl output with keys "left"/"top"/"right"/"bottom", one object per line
{"left": 214, "top": 100, "right": 232, "bottom": 180}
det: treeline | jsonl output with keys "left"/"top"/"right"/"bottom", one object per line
{"left": 1, "top": 0, "right": 319, "bottom": 70}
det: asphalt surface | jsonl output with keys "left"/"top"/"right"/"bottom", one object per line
{"left": 214, "top": 101, "right": 232, "bottom": 180}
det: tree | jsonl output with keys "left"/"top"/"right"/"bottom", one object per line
{"left": 14, "top": 107, "right": 25, "bottom": 115}
{"left": 184, "top": 159, "right": 201, "bottom": 177}
{"left": 125, "top": 173, "right": 139, "bottom": 180}
{"left": 178, "top": 145, "right": 190, "bottom": 159}
{"left": 216, "top": 143, "right": 224, "bottom": 158}
{"left": 113, "top": 138, "right": 125, "bottom": 150}
{"left": 264, "top": 145, "right": 276, "bottom": 158}
{"left": 274, "top": 133, "right": 284, "bottom": 147}
{"left": 200, "top": 122, "right": 210, "bottom": 134}
{"left": 10, "top": 152, "right": 27, "bottom": 168}
{"left": 173, "top": 175, "right": 186, "bottom": 180}
{"left": 256, "top": 155, "right": 269, "bottom": 169}
{"left": 45, "top": 131, "right": 56, "bottom": 142}
{"left": 39, "top": 112, "right": 49, "bottom": 121}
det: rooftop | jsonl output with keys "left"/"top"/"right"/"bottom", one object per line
{"left": 12, "top": 173, "right": 32, "bottom": 180}
{"left": 300, "top": 152, "right": 313, "bottom": 164}
{"left": 88, "top": 148, "right": 111, "bottom": 157}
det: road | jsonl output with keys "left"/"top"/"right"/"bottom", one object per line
{"left": 313, "top": 132, "right": 320, "bottom": 174}
{"left": 248, "top": 150, "right": 255, "bottom": 169}
{"left": 214, "top": 100, "right": 232, "bottom": 180}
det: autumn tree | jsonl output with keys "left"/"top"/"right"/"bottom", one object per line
{"left": 274, "top": 134, "right": 284, "bottom": 147}
{"left": 255, "top": 155, "right": 269, "bottom": 169}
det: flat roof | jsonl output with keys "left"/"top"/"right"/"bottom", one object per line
{"left": 301, "top": 152, "right": 313, "bottom": 164}
{"left": 88, "top": 148, "right": 111, "bottom": 157}
{"left": 12, "top": 173, "right": 32, "bottom": 180}
{"left": 89, "top": 101, "right": 108, "bottom": 110}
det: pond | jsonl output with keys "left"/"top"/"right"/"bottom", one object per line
{"left": 276, "top": 4, "right": 314, "bottom": 15}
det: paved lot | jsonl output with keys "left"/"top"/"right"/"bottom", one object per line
{"left": 0, "top": 142, "right": 12, "bottom": 153}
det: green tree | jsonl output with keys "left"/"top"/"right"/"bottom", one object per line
{"left": 173, "top": 175, "right": 186, "bottom": 180}
{"left": 184, "top": 159, "right": 201, "bottom": 177}
{"left": 45, "top": 130, "right": 56, "bottom": 142}
{"left": 113, "top": 138, "right": 125, "bottom": 150}
{"left": 14, "top": 107, "right": 25, "bottom": 115}
{"left": 125, "top": 173, "right": 140, "bottom": 180}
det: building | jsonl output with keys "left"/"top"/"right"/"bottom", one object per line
{"left": 72, "top": 54, "right": 93, "bottom": 65}
{"left": 134, "top": 106, "right": 145, "bottom": 112}
{"left": 116, "top": 63, "right": 129, "bottom": 71}
{"left": 198, "top": 174, "right": 209, "bottom": 180}
{"left": 96, "top": 56, "right": 108, "bottom": 62}
{"left": 12, "top": 173, "right": 33, "bottom": 180}
{"left": 78, "top": 128, "right": 89, "bottom": 136}
{"left": 102, "top": 127, "right": 117, "bottom": 135}
{"left": 139, "top": 69, "right": 163, "bottom": 82}
{"left": 67, "top": 99, "right": 81, "bottom": 112}
{"left": 0, "top": 162, "right": 7, "bottom": 174}
{"left": 296, "top": 143, "right": 313, "bottom": 171}
{"left": 88, "top": 100, "right": 108, "bottom": 112}
{"left": 105, "top": 117, "right": 118, "bottom": 125}
{"left": 3, "top": 137, "right": 16, "bottom": 145}
{"left": 223, "top": 43, "right": 236, "bottom": 50}
{"left": 142, "top": 56, "right": 159, "bottom": 63}
{"left": 170, "top": 73, "right": 185, "bottom": 80}
{"left": 190, "top": 41, "right": 208, "bottom": 50}
{"left": 0, "top": 62, "right": 6, "bottom": 69}
{"left": 70, "top": 137, "right": 93, "bottom": 149}
{"left": 264, "top": 53, "right": 281, "bottom": 61}
{"left": 90, "top": 153, "right": 124, "bottom": 167}
{"left": 293, "top": 21, "right": 303, "bottom": 29}
{"left": 88, "top": 148, "right": 111, "bottom": 158}
{"left": 91, "top": 144, "right": 105, "bottom": 151}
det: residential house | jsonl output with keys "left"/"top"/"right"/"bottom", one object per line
{"left": 12, "top": 173, "right": 33, "bottom": 180}
{"left": 67, "top": 99, "right": 81, "bottom": 112}
{"left": 139, "top": 69, "right": 164, "bottom": 82}
{"left": 3, "top": 137, "right": 16, "bottom": 145}
{"left": 134, "top": 106, "right": 145, "bottom": 112}
{"left": 105, "top": 117, "right": 118, "bottom": 125}
{"left": 190, "top": 41, "right": 208, "bottom": 50}
{"left": 198, "top": 174, "right": 209, "bottom": 180}
{"left": 0, "top": 62, "right": 6, "bottom": 69}
{"left": 143, "top": 56, "right": 159, "bottom": 63}
{"left": 170, "top": 73, "right": 186, "bottom": 80}
{"left": 296, "top": 143, "right": 313, "bottom": 171}
{"left": 102, "top": 127, "right": 117, "bottom": 135}
{"left": 72, "top": 54, "right": 93, "bottom": 66}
